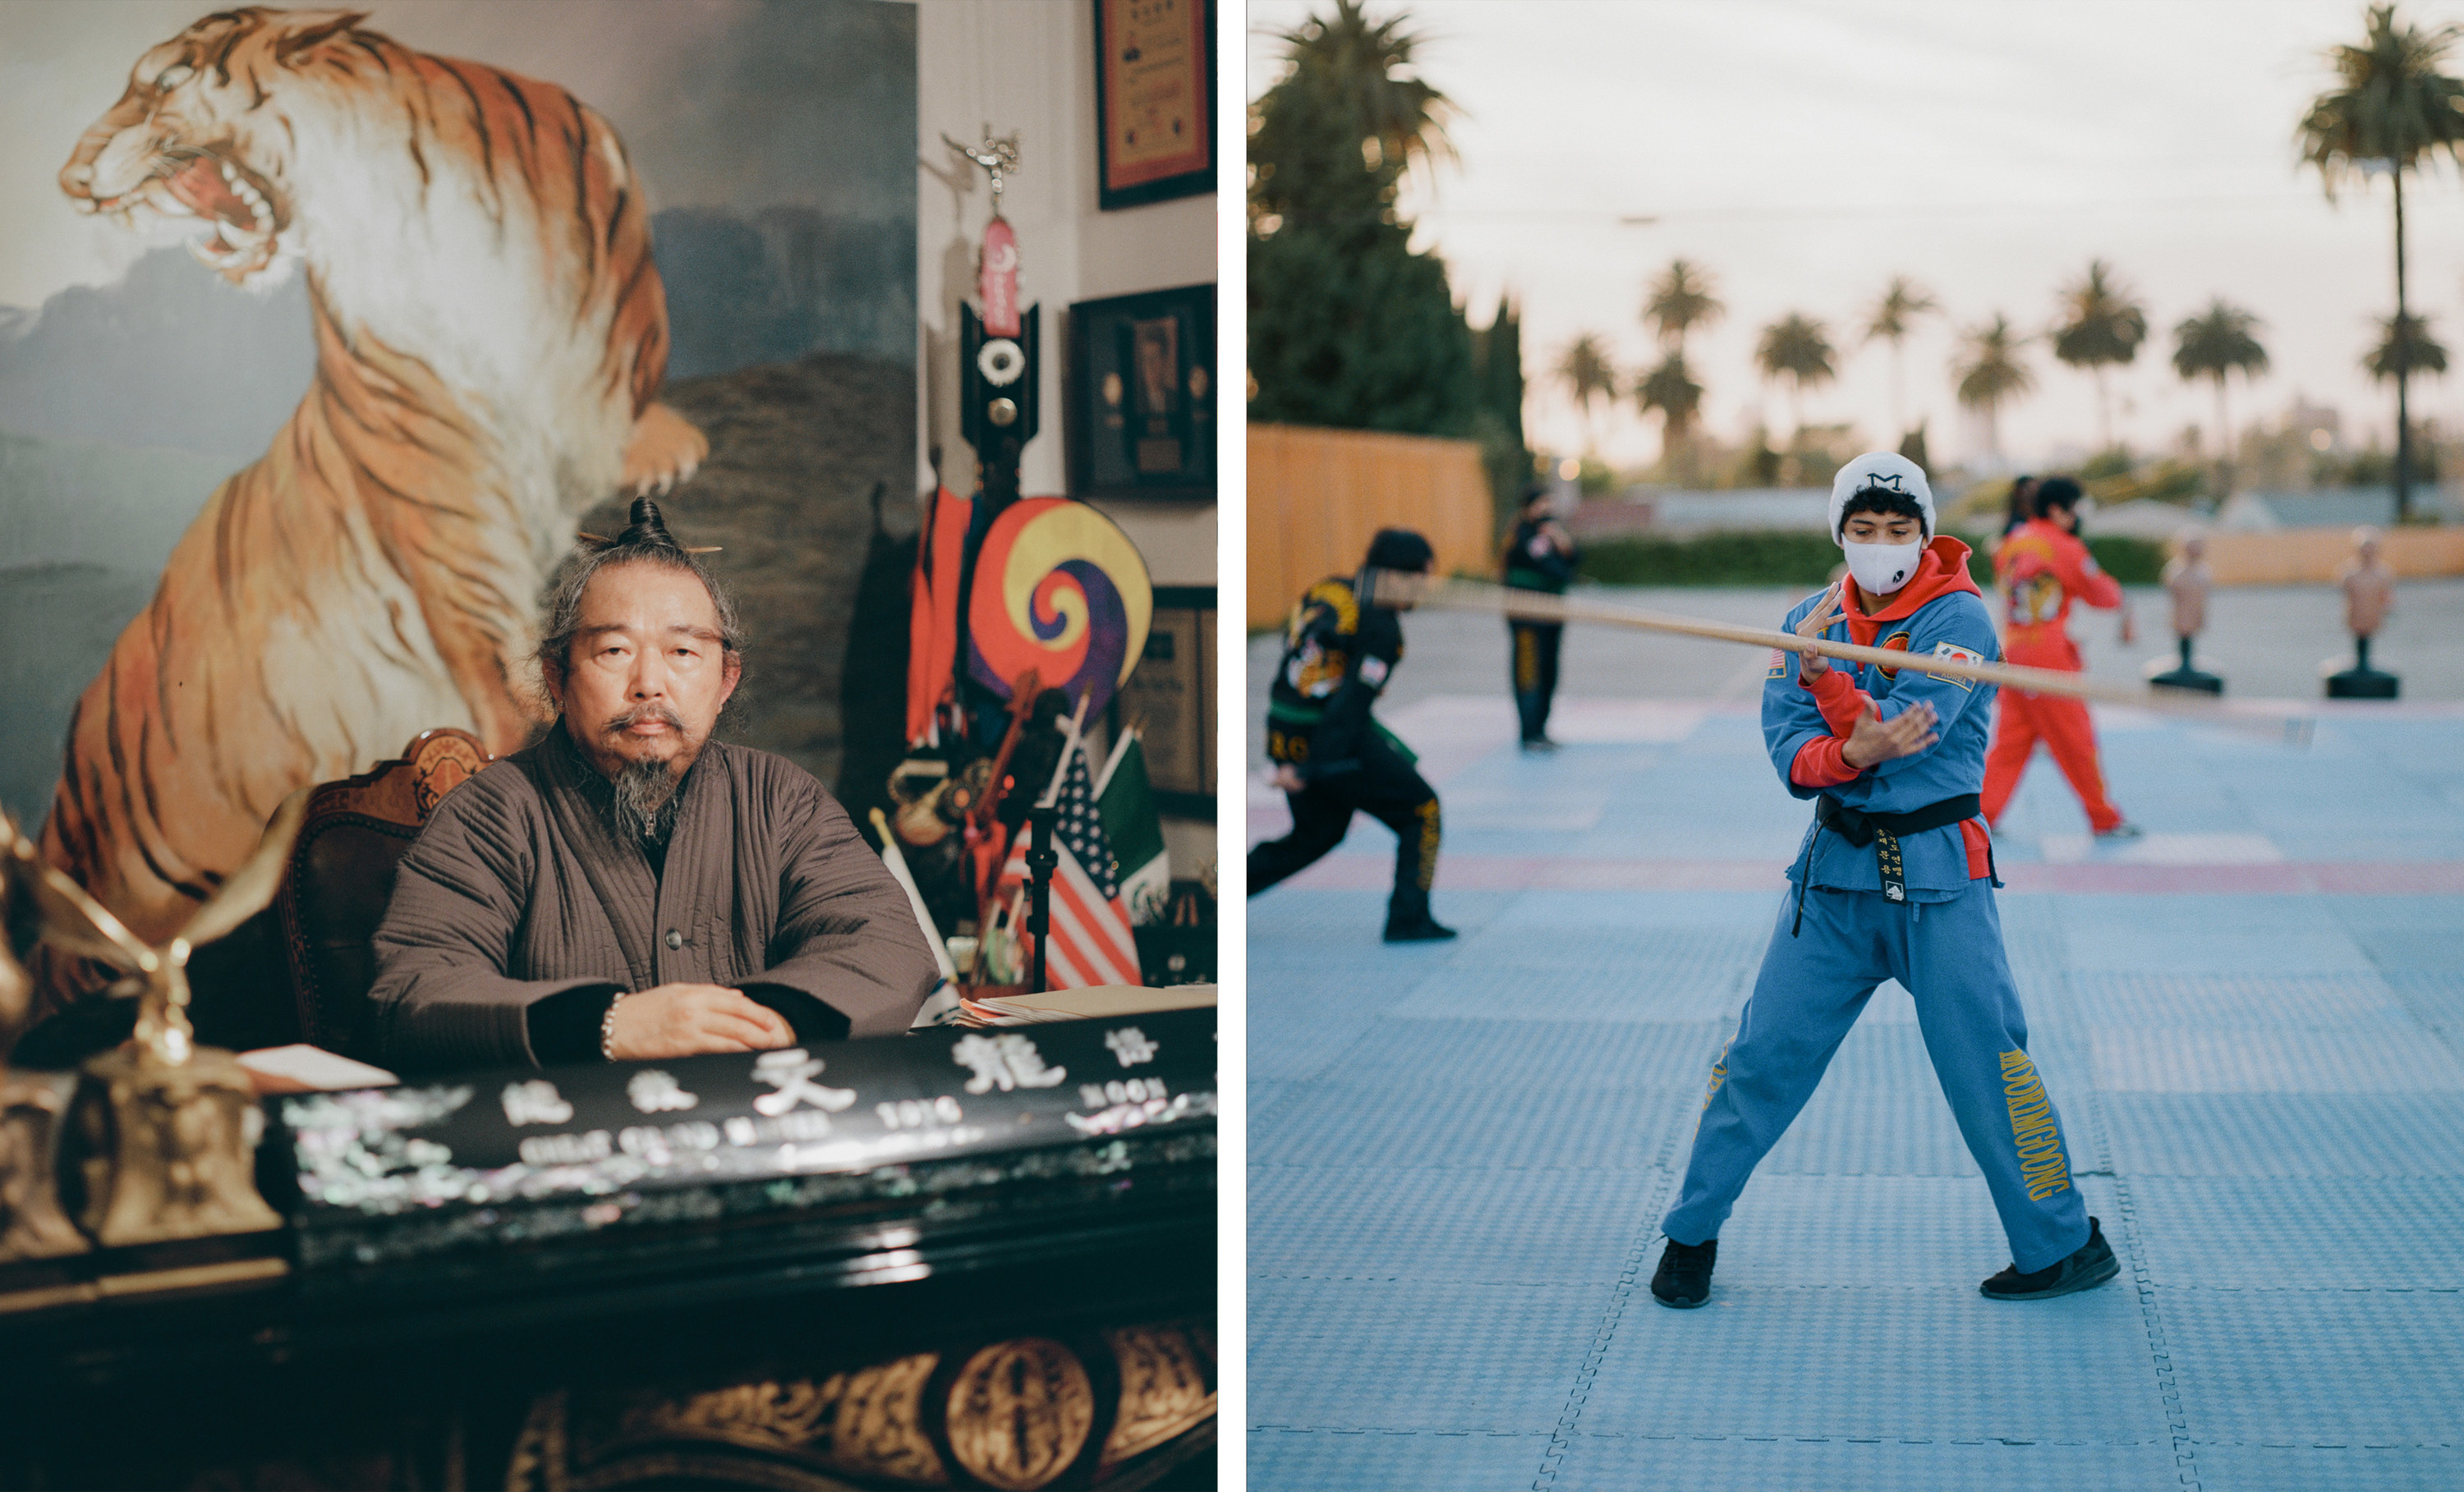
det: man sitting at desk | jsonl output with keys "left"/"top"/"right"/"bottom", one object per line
{"left": 368, "top": 499, "right": 935, "bottom": 1071}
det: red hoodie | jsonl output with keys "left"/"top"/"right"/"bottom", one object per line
{"left": 1788, "top": 535, "right": 1994, "bottom": 877}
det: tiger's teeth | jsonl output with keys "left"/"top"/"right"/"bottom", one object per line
{"left": 219, "top": 162, "right": 237, "bottom": 182}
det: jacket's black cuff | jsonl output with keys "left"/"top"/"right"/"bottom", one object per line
{"left": 739, "top": 983, "right": 854, "bottom": 1043}
{"left": 526, "top": 983, "right": 624, "bottom": 1065}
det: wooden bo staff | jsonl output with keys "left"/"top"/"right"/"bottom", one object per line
{"left": 1395, "top": 575, "right": 2315, "bottom": 746}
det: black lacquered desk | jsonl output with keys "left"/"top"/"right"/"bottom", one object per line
{"left": 1, "top": 1009, "right": 1217, "bottom": 1491}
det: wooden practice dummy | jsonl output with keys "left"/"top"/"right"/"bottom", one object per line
{"left": 2341, "top": 526, "right": 2396, "bottom": 670}
{"left": 2162, "top": 529, "right": 2212, "bottom": 672}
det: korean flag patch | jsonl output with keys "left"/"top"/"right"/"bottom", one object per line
{"left": 1932, "top": 640, "right": 1983, "bottom": 690}
{"left": 1359, "top": 656, "right": 1391, "bottom": 688}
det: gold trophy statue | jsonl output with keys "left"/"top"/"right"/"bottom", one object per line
{"left": 1, "top": 792, "right": 307, "bottom": 1246}
{"left": 0, "top": 814, "right": 88, "bottom": 1261}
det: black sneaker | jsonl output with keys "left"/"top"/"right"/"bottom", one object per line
{"left": 1650, "top": 1237, "right": 1717, "bottom": 1308}
{"left": 1980, "top": 1217, "right": 2119, "bottom": 1301}
{"left": 1519, "top": 737, "right": 1560, "bottom": 755}
{"left": 1381, "top": 916, "right": 1458, "bottom": 943}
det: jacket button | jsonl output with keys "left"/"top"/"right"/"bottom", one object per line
{"left": 664, "top": 930, "right": 683, "bottom": 950}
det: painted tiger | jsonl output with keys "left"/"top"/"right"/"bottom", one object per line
{"left": 39, "top": 7, "right": 707, "bottom": 1009}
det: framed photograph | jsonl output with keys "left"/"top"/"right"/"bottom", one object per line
{"left": 1068, "top": 284, "right": 1216, "bottom": 502}
{"left": 1113, "top": 585, "right": 1216, "bottom": 815}
{"left": 1093, "top": 0, "right": 1214, "bottom": 210}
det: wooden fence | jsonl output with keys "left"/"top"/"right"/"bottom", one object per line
{"left": 2200, "top": 526, "right": 2464, "bottom": 585}
{"left": 1247, "top": 423, "right": 1494, "bottom": 628}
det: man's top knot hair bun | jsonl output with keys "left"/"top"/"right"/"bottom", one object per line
{"left": 574, "top": 498, "right": 722, "bottom": 556}
{"left": 623, "top": 497, "right": 681, "bottom": 552}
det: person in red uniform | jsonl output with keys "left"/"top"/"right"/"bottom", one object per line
{"left": 1982, "top": 476, "right": 2140, "bottom": 838}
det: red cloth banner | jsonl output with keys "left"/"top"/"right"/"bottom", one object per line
{"left": 905, "top": 485, "right": 973, "bottom": 745}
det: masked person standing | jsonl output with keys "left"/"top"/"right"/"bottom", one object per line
{"left": 1249, "top": 529, "right": 1455, "bottom": 943}
{"left": 1502, "top": 484, "right": 1581, "bottom": 751}
{"left": 1982, "top": 476, "right": 2140, "bottom": 838}
{"left": 1649, "top": 453, "right": 2115, "bottom": 1310}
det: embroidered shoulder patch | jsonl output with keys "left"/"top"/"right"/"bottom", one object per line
{"left": 1932, "top": 639, "right": 1983, "bottom": 689}
{"left": 1358, "top": 656, "right": 1391, "bottom": 687}
{"left": 1767, "top": 648, "right": 1789, "bottom": 679}
{"left": 1877, "top": 630, "right": 1912, "bottom": 678}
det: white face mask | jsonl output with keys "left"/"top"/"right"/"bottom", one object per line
{"left": 1842, "top": 539, "right": 1923, "bottom": 596}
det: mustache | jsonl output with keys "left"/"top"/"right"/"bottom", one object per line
{"left": 603, "top": 703, "right": 687, "bottom": 735}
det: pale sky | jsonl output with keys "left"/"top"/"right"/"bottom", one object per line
{"left": 1248, "top": 0, "right": 2464, "bottom": 475}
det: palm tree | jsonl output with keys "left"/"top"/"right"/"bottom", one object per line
{"left": 1755, "top": 314, "right": 1837, "bottom": 464}
{"left": 1643, "top": 259, "right": 1724, "bottom": 351}
{"left": 1264, "top": 0, "right": 1457, "bottom": 177}
{"left": 2298, "top": 2, "right": 2464, "bottom": 521}
{"left": 1954, "top": 314, "right": 2034, "bottom": 462}
{"left": 1635, "top": 350, "right": 1704, "bottom": 476}
{"left": 2050, "top": 259, "right": 2149, "bottom": 452}
{"left": 2367, "top": 309, "right": 2448, "bottom": 383}
{"left": 2172, "top": 299, "right": 2269, "bottom": 497}
{"left": 1555, "top": 333, "right": 1619, "bottom": 453}
{"left": 1250, "top": 0, "right": 1457, "bottom": 237}
{"left": 1864, "top": 275, "right": 1939, "bottom": 441}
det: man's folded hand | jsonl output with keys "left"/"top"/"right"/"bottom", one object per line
{"left": 606, "top": 983, "right": 795, "bottom": 1060}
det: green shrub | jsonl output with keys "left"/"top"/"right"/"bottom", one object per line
{"left": 2083, "top": 535, "right": 2166, "bottom": 583}
{"left": 1579, "top": 531, "right": 1844, "bottom": 587}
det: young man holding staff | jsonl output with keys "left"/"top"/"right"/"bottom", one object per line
{"left": 1649, "top": 452, "right": 2117, "bottom": 1309}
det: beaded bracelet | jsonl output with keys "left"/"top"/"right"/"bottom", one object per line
{"left": 600, "top": 990, "right": 627, "bottom": 1061}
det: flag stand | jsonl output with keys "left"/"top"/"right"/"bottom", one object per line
{"left": 1026, "top": 802, "right": 1058, "bottom": 994}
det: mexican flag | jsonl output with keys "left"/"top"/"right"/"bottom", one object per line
{"left": 1094, "top": 729, "right": 1172, "bottom": 925}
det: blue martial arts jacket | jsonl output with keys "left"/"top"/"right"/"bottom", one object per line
{"left": 1765, "top": 539, "right": 1998, "bottom": 902}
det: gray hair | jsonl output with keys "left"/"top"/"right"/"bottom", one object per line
{"left": 534, "top": 497, "right": 746, "bottom": 700}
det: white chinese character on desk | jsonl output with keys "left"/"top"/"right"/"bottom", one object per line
{"left": 1105, "top": 1026, "right": 1159, "bottom": 1067}
{"left": 752, "top": 1049, "right": 857, "bottom": 1116}
{"left": 501, "top": 1080, "right": 573, "bottom": 1127}
{"left": 952, "top": 1032, "right": 1067, "bottom": 1094}
{"left": 627, "top": 1069, "right": 699, "bottom": 1113}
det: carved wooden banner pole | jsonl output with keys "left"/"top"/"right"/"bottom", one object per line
{"left": 1403, "top": 576, "right": 2314, "bottom": 746}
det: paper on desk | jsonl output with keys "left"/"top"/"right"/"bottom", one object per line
{"left": 968, "top": 985, "right": 1216, "bottom": 1024}
{"left": 237, "top": 1044, "right": 399, "bottom": 1095}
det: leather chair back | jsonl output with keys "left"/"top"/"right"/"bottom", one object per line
{"left": 274, "top": 730, "right": 491, "bottom": 1058}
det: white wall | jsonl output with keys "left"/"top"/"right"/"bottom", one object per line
{"left": 915, "top": 0, "right": 1219, "bottom": 880}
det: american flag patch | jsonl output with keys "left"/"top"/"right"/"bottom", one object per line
{"left": 1359, "top": 656, "right": 1390, "bottom": 687}
{"left": 1768, "top": 648, "right": 1789, "bottom": 678}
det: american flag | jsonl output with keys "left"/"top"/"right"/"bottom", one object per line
{"left": 995, "top": 737, "right": 1142, "bottom": 989}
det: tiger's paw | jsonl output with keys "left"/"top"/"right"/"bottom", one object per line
{"left": 622, "top": 402, "right": 709, "bottom": 496}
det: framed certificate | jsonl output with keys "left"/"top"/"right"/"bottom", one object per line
{"left": 1067, "top": 283, "right": 1215, "bottom": 501}
{"left": 1113, "top": 585, "right": 1216, "bottom": 814}
{"left": 1093, "top": 0, "right": 1214, "bottom": 210}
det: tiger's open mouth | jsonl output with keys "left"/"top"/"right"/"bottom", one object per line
{"left": 99, "top": 149, "right": 287, "bottom": 277}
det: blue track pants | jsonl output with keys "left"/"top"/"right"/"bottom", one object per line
{"left": 1661, "top": 879, "right": 2090, "bottom": 1274}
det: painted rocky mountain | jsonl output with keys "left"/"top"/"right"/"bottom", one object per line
{"left": 576, "top": 350, "right": 916, "bottom": 818}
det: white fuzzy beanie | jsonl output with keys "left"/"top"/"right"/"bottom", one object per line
{"left": 1828, "top": 452, "right": 1935, "bottom": 545}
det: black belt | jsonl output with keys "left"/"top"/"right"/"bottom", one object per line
{"left": 1791, "top": 792, "right": 1991, "bottom": 934}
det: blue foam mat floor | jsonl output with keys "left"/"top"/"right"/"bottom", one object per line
{"left": 1248, "top": 704, "right": 2464, "bottom": 1491}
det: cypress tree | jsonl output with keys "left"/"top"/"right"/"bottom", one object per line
{"left": 1248, "top": 2, "right": 1476, "bottom": 437}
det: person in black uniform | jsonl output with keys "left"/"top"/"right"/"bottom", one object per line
{"left": 1248, "top": 529, "right": 1455, "bottom": 943}
{"left": 1502, "top": 484, "right": 1579, "bottom": 751}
